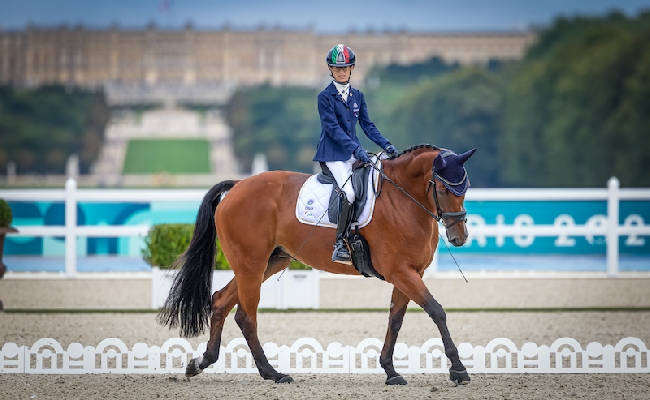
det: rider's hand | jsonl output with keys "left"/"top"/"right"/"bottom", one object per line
{"left": 385, "top": 144, "right": 398, "bottom": 158}
{"left": 353, "top": 146, "right": 370, "bottom": 164}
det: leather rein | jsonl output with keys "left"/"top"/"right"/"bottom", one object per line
{"left": 370, "top": 157, "right": 467, "bottom": 228}
{"left": 369, "top": 154, "right": 471, "bottom": 282}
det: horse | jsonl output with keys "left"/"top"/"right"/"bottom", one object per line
{"left": 158, "top": 144, "right": 476, "bottom": 386}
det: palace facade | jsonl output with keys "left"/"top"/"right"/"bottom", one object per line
{"left": 0, "top": 23, "right": 537, "bottom": 88}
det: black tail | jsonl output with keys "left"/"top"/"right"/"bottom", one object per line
{"left": 157, "top": 180, "right": 237, "bottom": 337}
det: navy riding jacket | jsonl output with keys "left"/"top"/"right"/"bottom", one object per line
{"left": 313, "top": 82, "right": 390, "bottom": 162}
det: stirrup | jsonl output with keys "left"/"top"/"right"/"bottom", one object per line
{"left": 332, "top": 241, "right": 352, "bottom": 265}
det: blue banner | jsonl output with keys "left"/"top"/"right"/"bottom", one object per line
{"left": 6, "top": 199, "right": 650, "bottom": 257}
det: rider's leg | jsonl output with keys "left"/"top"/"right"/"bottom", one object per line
{"left": 325, "top": 157, "right": 356, "bottom": 203}
{"left": 325, "top": 158, "right": 356, "bottom": 264}
{"left": 332, "top": 194, "right": 354, "bottom": 264}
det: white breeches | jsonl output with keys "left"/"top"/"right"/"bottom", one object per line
{"left": 325, "top": 156, "right": 356, "bottom": 203}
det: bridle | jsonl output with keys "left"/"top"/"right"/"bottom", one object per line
{"left": 370, "top": 154, "right": 467, "bottom": 228}
{"left": 426, "top": 165, "right": 468, "bottom": 229}
{"left": 369, "top": 153, "right": 471, "bottom": 282}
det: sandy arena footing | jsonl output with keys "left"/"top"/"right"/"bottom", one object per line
{"left": 1, "top": 272, "right": 649, "bottom": 399}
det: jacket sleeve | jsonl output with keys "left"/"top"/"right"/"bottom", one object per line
{"left": 357, "top": 91, "right": 390, "bottom": 149}
{"left": 318, "top": 92, "right": 360, "bottom": 153}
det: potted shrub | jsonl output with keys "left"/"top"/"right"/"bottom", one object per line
{"left": 0, "top": 199, "right": 18, "bottom": 279}
{"left": 143, "top": 223, "right": 318, "bottom": 309}
{"left": 143, "top": 223, "right": 233, "bottom": 309}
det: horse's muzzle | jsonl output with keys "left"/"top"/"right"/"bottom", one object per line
{"left": 446, "top": 223, "right": 468, "bottom": 247}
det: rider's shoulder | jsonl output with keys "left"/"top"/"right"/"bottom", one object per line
{"left": 351, "top": 87, "right": 365, "bottom": 97}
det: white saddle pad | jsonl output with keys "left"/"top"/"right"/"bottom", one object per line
{"left": 295, "top": 162, "right": 380, "bottom": 229}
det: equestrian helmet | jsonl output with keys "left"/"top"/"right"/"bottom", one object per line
{"left": 326, "top": 44, "right": 356, "bottom": 67}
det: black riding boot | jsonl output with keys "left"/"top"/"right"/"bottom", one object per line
{"left": 332, "top": 197, "right": 354, "bottom": 265}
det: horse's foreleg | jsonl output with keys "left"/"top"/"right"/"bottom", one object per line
{"left": 380, "top": 287, "right": 410, "bottom": 385}
{"left": 234, "top": 270, "right": 294, "bottom": 384}
{"left": 388, "top": 267, "right": 470, "bottom": 385}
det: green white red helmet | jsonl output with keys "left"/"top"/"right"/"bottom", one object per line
{"left": 326, "top": 44, "right": 356, "bottom": 67}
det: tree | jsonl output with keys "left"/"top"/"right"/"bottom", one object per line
{"left": 502, "top": 12, "right": 650, "bottom": 187}
{"left": 225, "top": 85, "right": 320, "bottom": 173}
{"left": 0, "top": 85, "right": 108, "bottom": 175}
{"left": 387, "top": 68, "right": 505, "bottom": 187}
{"left": 366, "top": 56, "right": 459, "bottom": 86}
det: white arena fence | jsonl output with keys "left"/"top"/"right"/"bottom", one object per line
{"left": 1, "top": 176, "right": 650, "bottom": 277}
{"left": 151, "top": 268, "right": 320, "bottom": 309}
{"left": 1, "top": 337, "right": 647, "bottom": 374}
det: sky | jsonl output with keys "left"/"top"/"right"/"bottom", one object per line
{"left": 0, "top": 0, "right": 648, "bottom": 32}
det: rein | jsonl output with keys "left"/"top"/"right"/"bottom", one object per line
{"left": 288, "top": 157, "right": 469, "bottom": 282}
{"left": 369, "top": 157, "right": 468, "bottom": 282}
{"left": 427, "top": 177, "right": 468, "bottom": 229}
{"left": 370, "top": 160, "right": 467, "bottom": 229}
{"left": 370, "top": 162, "right": 440, "bottom": 222}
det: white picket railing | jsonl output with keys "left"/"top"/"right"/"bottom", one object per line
{"left": 1, "top": 337, "right": 647, "bottom": 374}
{"left": 1, "top": 176, "right": 649, "bottom": 277}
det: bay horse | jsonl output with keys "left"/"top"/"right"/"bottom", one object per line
{"left": 158, "top": 144, "right": 475, "bottom": 386}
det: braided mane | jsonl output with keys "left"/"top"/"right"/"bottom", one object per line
{"left": 397, "top": 144, "right": 440, "bottom": 158}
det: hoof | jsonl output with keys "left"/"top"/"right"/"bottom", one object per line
{"left": 185, "top": 358, "right": 203, "bottom": 378}
{"left": 449, "top": 369, "right": 470, "bottom": 386}
{"left": 385, "top": 376, "right": 408, "bottom": 385}
{"left": 275, "top": 375, "right": 294, "bottom": 384}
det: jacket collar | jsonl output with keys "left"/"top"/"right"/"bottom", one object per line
{"left": 327, "top": 81, "right": 339, "bottom": 95}
{"left": 327, "top": 81, "right": 355, "bottom": 103}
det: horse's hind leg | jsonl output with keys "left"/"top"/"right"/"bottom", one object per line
{"left": 380, "top": 287, "right": 410, "bottom": 385}
{"left": 234, "top": 266, "right": 294, "bottom": 384}
{"left": 388, "top": 267, "right": 470, "bottom": 385}
{"left": 186, "top": 278, "right": 239, "bottom": 376}
{"left": 186, "top": 249, "right": 292, "bottom": 377}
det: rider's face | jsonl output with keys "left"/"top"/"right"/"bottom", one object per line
{"left": 329, "top": 65, "right": 354, "bottom": 82}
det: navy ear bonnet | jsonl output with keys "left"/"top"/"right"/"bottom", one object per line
{"left": 433, "top": 148, "right": 476, "bottom": 196}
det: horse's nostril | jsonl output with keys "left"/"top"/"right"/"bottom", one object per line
{"left": 450, "top": 237, "right": 465, "bottom": 247}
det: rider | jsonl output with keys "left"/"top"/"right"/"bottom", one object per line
{"left": 313, "top": 43, "right": 399, "bottom": 265}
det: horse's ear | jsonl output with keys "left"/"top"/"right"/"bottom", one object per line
{"left": 434, "top": 153, "right": 447, "bottom": 171}
{"left": 458, "top": 148, "right": 477, "bottom": 164}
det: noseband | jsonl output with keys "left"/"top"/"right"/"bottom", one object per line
{"left": 426, "top": 166, "right": 468, "bottom": 229}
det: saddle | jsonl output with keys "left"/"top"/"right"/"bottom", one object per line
{"left": 317, "top": 161, "right": 370, "bottom": 224}
{"left": 317, "top": 161, "right": 385, "bottom": 281}
{"left": 295, "top": 157, "right": 384, "bottom": 280}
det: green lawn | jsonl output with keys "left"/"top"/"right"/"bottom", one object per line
{"left": 122, "top": 139, "right": 211, "bottom": 174}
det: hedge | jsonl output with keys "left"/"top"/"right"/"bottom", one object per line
{"left": 141, "top": 223, "right": 311, "bottom": 270}
{"left": 0, "top": 199, "right": 12, "bottom": 227}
